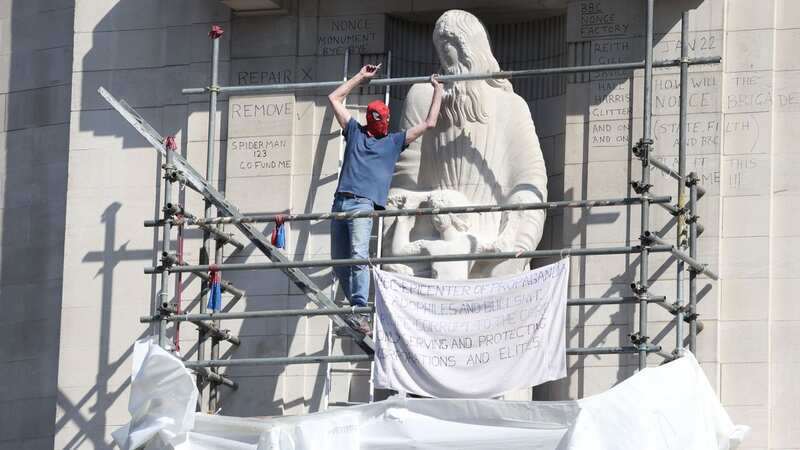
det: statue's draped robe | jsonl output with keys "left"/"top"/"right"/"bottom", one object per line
{"left": 386, "top": 83, "right": 548, "bottom": 278}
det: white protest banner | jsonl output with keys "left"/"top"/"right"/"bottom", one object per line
{"left": 372, "top": 259, "right": 569, "bottom": 398}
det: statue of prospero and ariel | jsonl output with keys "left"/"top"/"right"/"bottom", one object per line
{"left": 383, "top": 9, "right": 549, "bottom": 280}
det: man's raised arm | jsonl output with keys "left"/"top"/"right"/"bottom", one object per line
{"left": 327, "top": 64, "right": 381, "bottom": 130}
{"left": 404, "top": 75, "right": 444, "bottom": 145}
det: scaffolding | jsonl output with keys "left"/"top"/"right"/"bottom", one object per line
{"left": 100, "top": 1, "right": 720, "bottom": 413}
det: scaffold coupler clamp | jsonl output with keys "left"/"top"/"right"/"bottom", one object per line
{"left": 630, "top": 282, "right": 648, "bottom": 298}
{"left": 683, "top": 305, "right": 699, "bottom": 322}
{"left": 687, "top": 262, "right": 710, "bottom": 276}
{"left": 628, "top": 331, "right": 649, "bottom": 347}
{"left": 638, "top": 232, "right": 655, "bottom": 248}
{"left": 685, "top": 171, "right": 700, "bottom": 187}
{"left": 158, "top": 251, "right": 178, "bottom": 275}
{"left": 163, "top": 202, "right": 185, "bottom": 218}
{"left": 163, "top": 165, "right": 185, "bottom": 184}
{"left": 158, "top": 302, "right": 177, "bottom": 316}
{"left": 668, "top": 301, "right": 687, "bottom": 316}
{"left": 630, "top": 180, "right": 652, "bottom": 194}
{"left": 632, "top": 138, "right": 654, "bottom": 162}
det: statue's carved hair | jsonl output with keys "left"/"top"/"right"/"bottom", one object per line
{"left": 433, "top": 10, "right": 513, "bottom": 125}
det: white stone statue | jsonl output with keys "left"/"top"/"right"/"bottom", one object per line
{"left": 383, "top": 9, "right": 548, "bottom": 279}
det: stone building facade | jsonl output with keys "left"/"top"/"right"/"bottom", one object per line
{"left": 0, "top": 0, "right": 796, "bottom": 448}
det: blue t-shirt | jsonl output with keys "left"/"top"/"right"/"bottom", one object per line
{"left": 336, "top": 118, "right": 407, "bottom": 208}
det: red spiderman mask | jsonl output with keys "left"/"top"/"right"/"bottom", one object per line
{"left": 366, "top": 100, "right": 390, "bottom": 138}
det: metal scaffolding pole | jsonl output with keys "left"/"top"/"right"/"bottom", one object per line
{"left": 688, "top": 172, "right": 700, "bottom": 352}
{"left": 156, "top": 147, "right": 175, "bottom": 347}
{"left": 141, "top": 296, "right": 669, "bottom": 324}
{"left": 183, "top": 345, "right": 663, "bottom": 369}
{"left": 197, "top": 26, "right": 222, "bottom": 407}
{"left": 207, "top": 27, "right": 225, "bottom": 411}
{"left": 172, "top": 196, "right": 673, "bottom": 226}
{"left": 148, "top": 244, "right": 674, "bottom": 274}
{"left": 644, "top": 232, "right": 718, "bottom": 279}
{"left": 181, "top": 57, "right": 720, "bottom": 96}
{"left": 636, "top": 0, "right": 655, "bottom": 371}
{"left": 337, "top": 49, "right": 349, "bottom": 174}
{"left": 675, "top": 11, "right": 690, "bottom": 356}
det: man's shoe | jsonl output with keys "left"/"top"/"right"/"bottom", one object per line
{"left": 354, "top": 315, "right": 372, "bottom": 337}
{"left": 336, "top": 313, "right": 372, "bottom": 338}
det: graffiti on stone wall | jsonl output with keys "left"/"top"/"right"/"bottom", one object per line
{"left": 227, "top": 95, "right": 295, "bottom": 178}
{"left": 317, "top": 15, "right": 385, "bottom": 56}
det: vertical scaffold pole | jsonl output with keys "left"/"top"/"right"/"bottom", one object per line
{"left": 688, "top": 172, "right": 699, "bottom": 352}
{"left": 369, "top": 50, "right": 391, "bottom": 404}
{"left": 158, "top": 146, "right": 175, "bottom": 348}
{"left": 325, "top": 49, "right": 350, "bottom": 410}
{"left": 209, "top": 234, "right": 224, "bottom": 411}
{"left": 675, "top": 11, "right": 690, "bottom": 355}
{"left": 375, "top": 50, "right": 392, "bottom": 266}
{"left": 637, "top": 0, "right": 655, "bottom": 370}
{"left": 337, "top": 49, "right": 350, "bottom": 175}
{"left": 198, "top": 24, "right": 222, "bottom": 409}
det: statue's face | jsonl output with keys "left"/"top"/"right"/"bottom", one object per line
{"left": 436, "top": 35, "right": 461, "bottom": 70}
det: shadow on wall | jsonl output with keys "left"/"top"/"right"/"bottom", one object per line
{"left": 535, "top": 0, "right": 707, "bottom": 400}
{"left": 54, "top": 0, "right": 304, "bottom": 447}
{"left": 0, "top": 0, "right": 72, "bottom": 448}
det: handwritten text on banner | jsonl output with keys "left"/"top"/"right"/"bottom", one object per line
{"left": 373, "top": 260, "right": 569, "bottom": 398}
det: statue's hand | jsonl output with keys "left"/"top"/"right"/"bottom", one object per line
{"left": 383, "top": 263, "right": 414, "bottom": 276}
{"left": 387, "top": 190, "right": 431, "bottom": 210}
{"left": 386, "top": 192, "right": 407, "bottom": 209}
{"left": 477, "top": 241, "right": 503, "bottom": 253}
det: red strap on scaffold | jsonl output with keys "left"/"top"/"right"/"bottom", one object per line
{"left": 209, "top": 25, "right": 224, "bottom": 39}
{"left": 164, "top": 135, "right": 177, "bottom": 151}
{"left": 208, "top": 264, "right": 221, "bottom": 282}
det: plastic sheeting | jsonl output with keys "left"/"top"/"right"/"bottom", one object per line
{"left": 114, "top": 340, "right": 748, "bottom": 450}
{"left": 112, "top": 340, "right": 198, "bottom": 450}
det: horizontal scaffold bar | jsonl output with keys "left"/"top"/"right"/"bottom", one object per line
{"left": 183, "top": 345, "right": 662, "bottom": 368}
{"left": 141, "top": 296, "right": 668, "bottom": 324}
{"left": 197, "top": 367, "right": 238, "bottom": 389}
{"left": 191, "top": 319, "right": 241, "bottom": 346}
{"left": 648, "top": 156, "right": 683, "bottom": 182}
{"left": 643, "top": 232, "right": 719, "bottom": 280}
{"left": 181, "top": 56, "right": 721, "bottom": 95}
{"left": 567, "top": 296, "right": 666, "bottom": 306}
{"left": 185, "top": 354, "right": 372, "bottom": 368}
{"left": 642, "top": 157, "right": 707, "bottom": 199}
{"left": 142, "top": 306, "right": 375, "bottom": 323}
{"left": 146, "top": 244, "right": 674, "bottom": 274}
{"left": 168, "top": 196, "right": 673, "bottom": 227}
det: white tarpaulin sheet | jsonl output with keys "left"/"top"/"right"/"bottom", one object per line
{"left": 372, "top": 260, "right": 569, "bottom": 398}
{"left": 114, "top": 340, "right": 748, "bottom": 450}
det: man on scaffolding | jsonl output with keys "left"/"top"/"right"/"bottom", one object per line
{"left": 328, "top": 64, "right": 444, "bottom": 335}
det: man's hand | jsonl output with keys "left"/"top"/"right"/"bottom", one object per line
{"left": 328, "top": 63, "right": 382, "bottom": 130}
{"left": 405, "top": 74, "right": 444, "bottom": 145}
{"left": 359, "top": 63, "right": 382, "bottom": 80}
{"left": 430, "top": 74, "right": 443, "bottom": 93}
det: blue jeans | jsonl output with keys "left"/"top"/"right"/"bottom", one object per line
{"left": 331, "top": 195, "right": 373, "bottom": 307}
